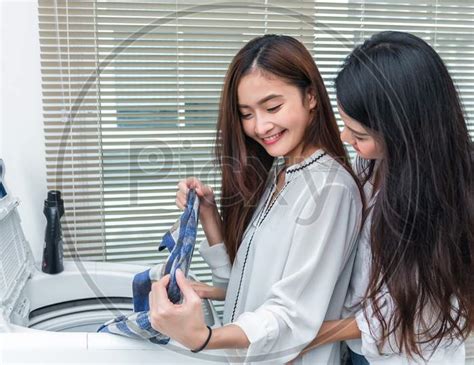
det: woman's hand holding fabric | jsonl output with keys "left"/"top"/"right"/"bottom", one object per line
{"left": 149, "top": 269, "right": 209, "bottom": 350}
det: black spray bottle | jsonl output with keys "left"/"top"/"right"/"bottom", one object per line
{"left": 42, "top": 190, "right": 65, "bottom": 274}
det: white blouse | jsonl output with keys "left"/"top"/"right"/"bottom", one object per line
{"left": 343, "top": 178, "right": 466, "bottom": 364}
{"left": 199, "top": 149, "right": 363, "bottom": 364}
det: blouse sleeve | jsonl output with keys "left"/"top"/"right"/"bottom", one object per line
{"left": 354, "top": 290, "right": 396, "bottom": 359}
{"left": 350, "top": 206, "right": 421, "bottom": 360}
{"left": 198, "top": 238, "right": 231, "bottom": 289}
{"left": 349, "top": 207, "right": 396, "bottom": 360}
{"left": 355, "top": 292, "right": 466, "bottom": 363}
{"left": 232, "top": 183, "right": 362, "bottom": 363}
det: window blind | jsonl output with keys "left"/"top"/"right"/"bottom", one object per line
{"left": 38, "top": 0, "right": 473, "bottom": 275}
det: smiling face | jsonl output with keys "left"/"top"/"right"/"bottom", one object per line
{"left": 338, "top": 105, "right": 384, "bottom": 160}
{"left": 237, "top": 69, "right": 317, "bottom": 163}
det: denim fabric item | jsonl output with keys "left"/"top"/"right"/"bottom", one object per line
{"left": 160, "top": 189, "right": 199, "bottom": 303}
{"left": 348, "top": 348, "right": 370, "bottom": 365}
{"left": 132, "top": 269, "right": 152, "bottom": 312}
{"left": 97, "top": 190, "right": 200, "bottom": 344}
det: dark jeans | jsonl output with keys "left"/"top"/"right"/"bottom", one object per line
{"left": 348, "top": 348, "right": 370, "bottom": 365}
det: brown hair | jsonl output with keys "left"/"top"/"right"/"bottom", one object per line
{"left": 216, "top": 34, "right": 361, "bottom": 263}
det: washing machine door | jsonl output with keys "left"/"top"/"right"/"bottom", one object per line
{"left": 23, "top": 261, "right": 142, "bottom": 331}
{"left": 22, "top": 261, "right": 218, "bottom": 331}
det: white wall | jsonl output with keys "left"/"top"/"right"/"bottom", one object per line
{"left": 0, "top": 0, "right": 47, "bottom": 264}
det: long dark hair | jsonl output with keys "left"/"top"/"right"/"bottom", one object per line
{"left": 336, "top": 31, "right": 474, "bottom": 357}
{"left": 216, "top": 34, "right": 359, "bottom": 264}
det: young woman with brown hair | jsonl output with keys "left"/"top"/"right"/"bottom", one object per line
{"left": 148, "top": 34, "right": 364, "bottom": 364}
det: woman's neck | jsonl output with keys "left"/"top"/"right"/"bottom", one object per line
{"left": 284, "top": 145, "right": 320, "bottom": 167}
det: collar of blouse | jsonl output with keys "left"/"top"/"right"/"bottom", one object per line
{"left": 271, "top": 148, "right": 328, "bottom": 186}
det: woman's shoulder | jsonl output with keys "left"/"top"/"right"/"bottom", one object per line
{"left": 285, "top": 152, "right": 362, "bottom": 207}
{"left": 311, "top": 153, "right": 361, "bottom": 195}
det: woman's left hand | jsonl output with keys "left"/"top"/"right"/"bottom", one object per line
{"left": 149, "top": 269, "right": 210, "bottom": 350}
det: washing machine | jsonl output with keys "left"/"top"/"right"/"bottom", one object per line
{"left": 0, "top": 160, "right": 229, "bottom": 364}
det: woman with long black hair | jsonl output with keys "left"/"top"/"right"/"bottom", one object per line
{"left": 300, "top": 31, "right": 473, "bottom": 364}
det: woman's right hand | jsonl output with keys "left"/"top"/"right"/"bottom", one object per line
{"left": 176, "top": 177, "right": 216, "bottom": 215}
{"left": 189, "top": 280, "right": 226, "bottom": 301}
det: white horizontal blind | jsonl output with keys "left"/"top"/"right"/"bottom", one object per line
{"left": 38, "top": 0, "right": 473, "bottom": 273}
{"left": 36, "top": 0, "right": 338, "bottom": 280}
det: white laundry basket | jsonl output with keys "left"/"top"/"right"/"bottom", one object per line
{"left": 0, "top": 159, "right": 35, "bottom": 328}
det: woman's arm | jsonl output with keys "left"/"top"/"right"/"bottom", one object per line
{"left": 189, "top": 280, "right": 226, "bottom": 301}
{"left": 199, "top": 204, "right": 224, "bottom": 246}
{"left": 150, "top": 271, "right": 249, "bottom": 350}
{"left": 285, "top": 318, "right": 361, "bottom": 364}
{"left": 197, "top": 207, "right": 231, "bottom": 290}
{"left": 205, "top": 324, "right": 250, "bottom": 350}
{"left": 300, "top": 318, "right": 360, "bottom": 355}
